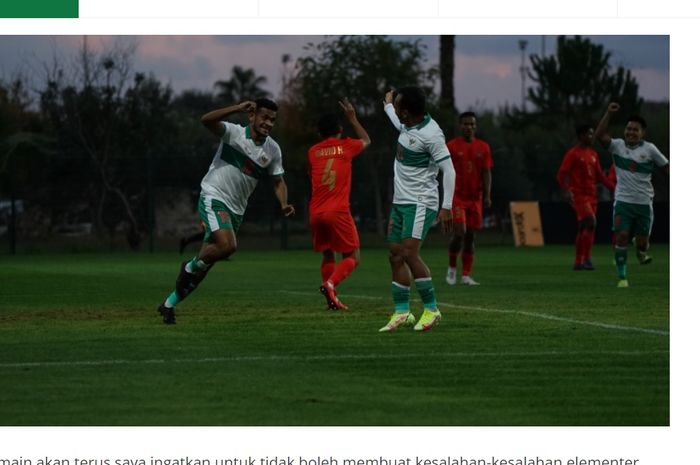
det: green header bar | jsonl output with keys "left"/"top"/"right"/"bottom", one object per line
{"left": 0, "top": 0, "right": 78, "bottom": 18}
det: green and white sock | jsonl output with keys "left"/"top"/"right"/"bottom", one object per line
{"left": 614, "top": 246, "right": 628, "bottom": 279}
{"left": 164, "top": 291, "right": 181, "bottom": 308}
{"left": 185, "top": 257, "right": 210, "bottom": 273}
{"left": 415, "top": 277, "right": 437, "bottom": 310}
{"left": 391, "top": 282, "right": 410, "bottom": 313}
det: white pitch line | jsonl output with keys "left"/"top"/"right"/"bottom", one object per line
{"left": 281, "top": 291, "right": 669, "bottom": 336}
{"left": 0, "top": 350, "right": 669, "bottom": 369}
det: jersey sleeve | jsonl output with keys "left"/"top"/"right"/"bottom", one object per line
{"left": 383, "top": 104, "right": 402, "bottom": 131}
{"left": 557, "top": 149, "right": 574, "bottom": 189}
{"left": 267, "top": 142, "right": 285, "bottom": 177}
{"left": 426, "top": 129, "right": 451, "bottom": 164}
{"left": 345, "top": 138, "right": 366, "bottom": 158}
{"left": 483, "top": 141, "right": 494, "bottom": 169}
{"left": 222, "top": 121, "right": 245, "bottom": 145}
{"left": 608, "top": 138, "right": 625, "bottom": 157}
{"left": 649, "top": 142, "right": 669, "bottom": 167}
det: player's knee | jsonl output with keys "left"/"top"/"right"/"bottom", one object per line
{"left": 388, "top": 249, "right": 403, "bottom": 265}
{"left": 616, "top": 231, "right": 630, "bottom": 246}
{"left": 582, "top": 216, "right": 596, "bottom": 230}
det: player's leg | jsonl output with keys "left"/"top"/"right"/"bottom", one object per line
{"left": 580, "top": 209, "right": 597, "bottom": 270}
{"left": 613, "top": 201, "right": 633, "bottom": 287}
{"left": 446, "top": 206, "right": 466, "bottom": 285}
{"left": 397, "top": 204, "right": 441, "bottom": 331}
{"left": 460, "top": 201, "right": 482, "bottom": 284}
{"left": 311, "top": 213, "right": 336, "bottom": 282}
{"left": 320, "top": 212, "right": 359, "bottom": 310}
{"left": 320, "top": 250, "right": 336, "bottom": 283}
{"left": 158, "top": 197, "right": 239, "bottom": 324}
{"left": 634, "top": 205, "right": 653, "bottom": 265}
{"left": 380, "top": 205, "right": 416, "bottom": 332}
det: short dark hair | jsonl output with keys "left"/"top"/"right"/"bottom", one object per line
{"left": 627, "top": 114, "right": 647, "bottom": 129}
{"left": 317, "top": 113, "right": 342, "bottom": 138}
{"left": 255, "top": 98, "right": 278, "bottom": 112}
{"left": 575, "top": 124, "right": 594, "bottom": 137}
{"left": 396, "top": 86, "right": 426, "bottom": 116}
{"left": 459, "top": 111, "right": 477, "bottom": 120}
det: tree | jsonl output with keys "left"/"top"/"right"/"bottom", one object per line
{"left": 214, "top": 65, "right": 270, "bottom": 104}
{"left": 527, "top": 35, "right": 642, "bottom": 124}
{"left": 439, "top": 35, "right": 456, "bottom": 115}
{"left": 288, "top": 36, "right": 438, "bottom": 235}
{"left": 38, "top": 38, "right": 177, "bottom": 249}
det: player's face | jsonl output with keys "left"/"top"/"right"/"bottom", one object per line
{"left": 624, "top": 121, "right": 644, "bottom": 146}
{"left": 249, "top": 107, "right": 277, "bottom": 139}
{"left": 579, "top": 128, "right": 594, "bottom": 146}
{"left": 393, "top": 94, "right": 410, "bottom": 125}
{"left": 459, "top": 116, "right": 477, "bottom": 140}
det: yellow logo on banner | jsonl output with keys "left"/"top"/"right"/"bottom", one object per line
{"left": 510, "top": 201, "right": 544, "bottom": 247}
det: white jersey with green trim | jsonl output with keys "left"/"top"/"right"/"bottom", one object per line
{"left": 608, "top": 138, "right": 668, "bottom": 205}
{"left": 200, "top": 122, "right": 284, "bottom": 215}
{"left": 384, "top": 104, "right": 453, "bottom": 211}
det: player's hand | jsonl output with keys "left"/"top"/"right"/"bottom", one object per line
{"left": 339, "top": 97, "right": 357, "bottom": 120}
{"left": 281, "top": 204, "right": 295, "bottom": 217}
{"left": 608, "top": 102, "right": 620, "bottom": 113}
{"left": 239, "top": 101, "right": 256, "bottom": 113}
{"left": 437, "top": 208, "right": 453, "bottom": 234}
{"left": 383, "top": 90, "right": 394, "bottom": 106}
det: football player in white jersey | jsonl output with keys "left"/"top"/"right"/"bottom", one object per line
{"left": 379, "top": 86, "right": 456, "bottom": 332}
{"left": 158, "top": 99, "right": 295, "bottom": 323}
{"left": 595, "top": 102, "right": 669, "bottom": 288}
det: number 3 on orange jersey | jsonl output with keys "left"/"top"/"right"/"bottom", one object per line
{"left": 321, "top": 158, "right": 337, "bottom": 191}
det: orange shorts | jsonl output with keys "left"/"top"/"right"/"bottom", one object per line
{"left": 572, "top": 197, "right": 597, "bottom": 221}
{"left": 310, "top": 211, "right": 360, "bottom": 253}
{"left": 452, "top": 200, "right": 483, "bottom": 229}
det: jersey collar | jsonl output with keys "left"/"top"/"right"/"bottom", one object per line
{"left": 625, "top": 139, "right": 645, "bottom": 149}
{"left": 406, "top": 114, "right": 432, "bottom": 131}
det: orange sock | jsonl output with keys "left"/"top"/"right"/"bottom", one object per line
{"left": 321, "top": 259, "right": 335, "bottom": 283}
{"left": 461, "top": 252, "right": 474, "bottom": 276}
{"left": 329, "top": 257, "right": 357, "bottom": 286}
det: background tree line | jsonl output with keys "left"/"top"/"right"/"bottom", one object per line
{"left": 0, "top": 35, "right": 669, "bottom": 251}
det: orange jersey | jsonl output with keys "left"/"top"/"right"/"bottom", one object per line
{"left": 557, "top": 145, "right": 613, "bottom": 198}
{"left": 447, "top": 137, "right": 493, "bottom": 203}
{"left": 308, "top": 137, "right": 364, "bottom": 215}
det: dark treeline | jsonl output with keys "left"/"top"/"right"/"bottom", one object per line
{"left": 0, "top": 36, "right": 669, "bottom": 250}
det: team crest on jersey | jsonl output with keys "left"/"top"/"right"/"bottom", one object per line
{"left": 260, "top": 155, "right": 269, "bottom": 164}
{"left": 409, "top": 137, "right": 416, "bottom": 145}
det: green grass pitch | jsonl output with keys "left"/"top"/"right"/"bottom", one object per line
{"left": 0, "top": 244, "right": 669, "bottom": 425}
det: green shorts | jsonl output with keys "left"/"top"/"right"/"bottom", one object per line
{"left": 198, "top": 196, "right": 244, "bottom": 242}
{"left": 387, "top": 203, "right": 438, "bottom": 243}
{"left": 613, "top": 200, "right": 653, "bottom": 237}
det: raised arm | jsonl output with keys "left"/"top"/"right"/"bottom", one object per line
{"left": 201, "top": 101, "right": 256, "bottom": 137}
{"left": 594, "top": 102, "right": 620, "bottom": 147}
{"left": 383, "top": 90, "right": 402, "bottom": 131}
{"left": 339, "top": 98, "right": 371, "bottom": 149}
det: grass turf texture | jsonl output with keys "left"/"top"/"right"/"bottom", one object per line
{"left": 0, "top": 245, "right": 669, "bottom": 425}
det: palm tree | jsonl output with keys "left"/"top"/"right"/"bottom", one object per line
{"left": 215, "top": 66, "right": 270, "bottom": 103}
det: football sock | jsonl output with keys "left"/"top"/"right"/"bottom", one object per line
{"left": 415, "top": 277, "right": 437, "bottom": 310}
{"left": 614, "top": 246, "right": 628, "bottom": 279}
{"left": 461, "top": 251, "right": 474, "bottom": 276}
{"left": 329, "top": 257, "right": 357, "bottom": 286}
{"left": 582, "top": 230, "right": 594, "bottom": 261}
{"left": 391, "top": 281, "right": 410, "bottom": 313}
{"left": 186, "top": 257, "right": 211, "bottom": 274}
{"left": 321, "top": 258, "right": 336, "bottom": 283}
{"left": 574, "top": 232, "right": 584, "bottom": 265}
{"left": 164, "top": 291, "right": 181, "bottom": 308}
{"left": 448, "top": 251, "right": 458, "bottom": 268}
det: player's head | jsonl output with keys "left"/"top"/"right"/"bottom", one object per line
{"left": 575, "top": 124, "right": 594, "bottom": 146}
{"left": 624, "top": 115, "right": 647, "bottom": 146}
{"left": 394, "top": 86, "right": 426, "bottom": 125}
{"left": 249, "top": 98, "right": 279, "bottom": 139}
{"left": 317, "top": 113, "right": 343, "bottom": 139}
{"left": 459, "top": 111, "right": 477, "bottom": 141}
